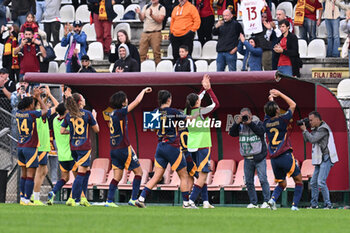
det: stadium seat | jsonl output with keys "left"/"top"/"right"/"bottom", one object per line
{"left": 208, "top": 60, "right": 216, "bottom": 72}
{"left": 141, "top": 60, "right": 156, "bottom": 72}
{"left": 216, "top": 159, "right": 236, "bottom": 173}
{"left": 114, "top": 23, "right": 132, "bottom": 40}
{"left": 156, "top": 60, "right": 173, "bottom": 72}
{"left": 298, "top": 39, "right": 308, "bottom": 58}
{"left": 237, "top": 52, "right": 244, "bottom": 60}
{"left": 96, "top": 169, "right": 128, "bottom": 190}
{"left": 294, "top": 25, "right": 300, "bottom": 38}
{"left": 113, "top": 4, "right": 125, "bottom": 22}
{"left": 224, "top": 159, "right": 244, "bottom": 190}
{"left": 75, "top": 4, "right": 90, "bottom": 23}
{"left": 87, "top": 42, "right": 104, "bottom": 60}
{"left": 59, "top": 62, "right": 66, "bottom": 73}
{"left": 162, "top": 44, "right": 173, "bottom": 60}
{"left": 53, "top": 44, "right": 67, "bottom": 61}
{"left": 307, "top": 39, "right": 326, "bottom": 58}
{"left": 159, "top": 171, "right": 180, "bottom": 190}
{"left": 337, "top": 79, "right": 350, "bottom": 98}
{"left": 109, "top": 63, "right": 115, "bottom": 73}
{"left": 48, "top": 61, "right": 58, "bottom": 73}
{"left": 60, "top": 5, "right": 75, "bottom": 23}
{"left": 316, "top": 20, "right": 327, "bottom": 39}
{"left": 271, "top": 2, "right": 276, "bottom": 19}
{"left": 195, "top": 60, "right": 208, "bottom": 72}
{"left": 236, "top": 60, "right": 243, "bottom": 71}
{"left": 82, "top": 23, "right": 96, "bottom": 41}
{"left": 201, "top": 40, "right": 217, "bottom": 59}
{"left": 208, "top": 170, "right": 234, "bottom": 191}
{"left": 301, "top": 159, "right": 314, "bottom": 181}
{"left": 123, "top": 4, "right": 140, "bottom": 20}
{"left": 91, "top": 158, "right": 110, "bottom": 173}
{"left": 277, "top": 2, "right": 293, "bottom": 18}
{"left": 192, "top": 41, "right": 202, "bottom": 59}
{"left": 59, "top": 24, "right": 64, "bottom": 41}
{"left": 88, "top": 168, "right": 107, "bottom": 186}
{"left": 340, "top": 19, "right": 348, "bottom": 39}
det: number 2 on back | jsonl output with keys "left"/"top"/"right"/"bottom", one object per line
{"left": 270, "top": 128, "right": 281, "bottom": 146}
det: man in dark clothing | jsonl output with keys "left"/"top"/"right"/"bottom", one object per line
{"left": 174, "top": 45, "right": 196, "bottom": 72}
{"left": 212, "top": 9, "right": 243, "bottom": 71}
{"left": 273, "top": 19, "right": 302, "bottom": 77}
{"left": 78, "top": 55, "right": 96, "bottom": 73}
{"left": 3, "top": 0, "right": 36, "bottom": 26}
{"left": 112, "top": 44, "right": 139, "bottom": 72}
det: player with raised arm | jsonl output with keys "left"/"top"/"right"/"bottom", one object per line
{"left": 32, "top": 85, "right": 59, "bottom": 205}
{"left": 185, "top": 74, "right": 219, "bottom": 208}
{"left": 105, "top": 87, "right": 152, "bottom": 207}
{"left": 263, "top": 89, "right": 303, "bottom": 211}
{"left": 47, "top": 103, "right": 77, "bottom": 205}
{"left": 61, "top": 93, "right": 99, "bottom": 207}
{"left": 135, "top": 90, "right": 191, "bottom": 208}
{"left": 17, "top": 87, "right": 48, "bottom": 205}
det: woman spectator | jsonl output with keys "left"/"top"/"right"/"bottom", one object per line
{"left": 238, "top": 34, "right": 263, "bottom": 71}
{"left": 0, "top": 25, "right": 20, "bottom": 82}
{"left": 320, "top": 0, "right": 350, "bottom": 57}
{"left": 42, "top": 0, "right": 61, "bottom": 47}
{"left": 109, "top": 29, "right": 140, "bottom": 68}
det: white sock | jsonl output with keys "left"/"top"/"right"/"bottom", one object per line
{"left": 203, "top": 201, "right": 209, "bottom": 205}
{"left": 189, "top": 200, "right": 194, "bottom": 205}
{"left": 139, "top": 196, "right": 145, "bottom": 202}
{"left": 33, "top": 192, "right": 40, "bottom": 201}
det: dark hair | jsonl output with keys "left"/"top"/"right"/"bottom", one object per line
{"left": 264, "top": 101, "right": 279, "bottom": 117}
{"left": 158, "top": 90, "right": 171, "bottom": 107}
{"left": 65, "top": 93, "right": 83, "bottom": 118}
{"left": 179, "top": 45, "right": 189, "bottom": 52}
{"left": 185, "top": 93, "right": 198, "bottom": 115}
{"left": 56, "top": 103, "right": 67, "bottom": 116}
{"left": 110, "top": 91, "right": 127, "bottom": 109}
{"left": 309, "top": 111, "right": 322, "bottom": 121}
{"left": 18, "top": 97, "right": 34, "bottom": 110}
{"left": 117, "top": 29, "right": 130, "bottom": 44}
{"left": 24, "top": 27, "right": 34, "bottom": 34}
{"left": 278, "top": 19, "right": 290, "bottom": 27}
{"left": 248, "top": 37, "right": 259, "bottom": 48}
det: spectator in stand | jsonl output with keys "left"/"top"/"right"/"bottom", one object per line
{"left": 212, "top": 9, "right": 243, "bottom": 71}
{"left": 0, "top": 0, "right": 7, "bottom": 28}
{"left": 3, "top": 0, "right": 36, "bottom": 27}
{"left": 109, "top": 30, "right": 140, "bottom": 68}
{"left": 294, "top": 0, "right": 323, "bottom": 43}
{"left": 194, "top": 0, "right": 215, "bottom": 46}
{"left": 78, "top": 55, "right": 96, "bottom": 73}
{"left": 0, "top": 68, "right": 16, "bottom": 94}
{"left": 169, "top": 0, "right": 200, "bottom": 63}
{"left": 19, "top": 12, "right": 39, "bottom": 40}
{"left": 87, "top": 0, "right": 118, "bottom": 58}
{"left": 37, "top": 29, "right": 49, "bottom": 73}
{"left": 14, "top": 27, "right": 46, "bottom": 79}
{"left": 252, "top": 12, "right": 275, "bottom": 71}
{"left": 35, "top": 0, "right": 45, "bottom": 24}
{"left": 73, "top": 0, "right": 87, "bottom": 10}
{"left": 342, "top": 10, "right": 350, "bottom": 72}
{"left": 174, "top": 45, "right": 196, "bottom": 72}
{"left": 42, "top": 0, "right": 61, "bottom": 47}
{"left": 273, "top": 19, "right": 302, "bottom": 77}
{"left": 319, "top": 0, "right": 350, "bottom": 57}
{"left": 217, "top": 0, "right": 238, "bottom": 19}
{"left": 0, "top": 25, "right": 20, "bottom": 83}
{"left": 136, "top": 0, "right": 166, "bottom": 65}
{"left": 112, "top": 44, "right": 140, "bottom": 72}
{"left": 238, "top": 34, "right": 263, "bottom": 71}
{"left": 61, "top": 21, "right": 87, "bottom": 73}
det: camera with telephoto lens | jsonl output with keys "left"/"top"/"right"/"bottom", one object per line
{"left": 297, "top": 118, "right": 310, "bottom": 128}
{"left": 242, "top": 115, "right": 249, "bottom": 123}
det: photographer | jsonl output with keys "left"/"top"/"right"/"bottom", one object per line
{"left": 14, "top": 27, "right": 46, "bottom": 79}
{"left": 229, "top": 108, "right": 270, "bottom": 208}
{"left": 300, "top": 111, "right": 338, "bottom": 209}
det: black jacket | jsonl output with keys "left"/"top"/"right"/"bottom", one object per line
{"left": 112, "top": 56, "right": 139, "bottom": 72}
{"left": 276, "top": 32, "right": 303, "bottom": 77}
{"left": 79, "top": 66, "right": 96, "bottom": 73}
{"left": 212, "top": 19, "right": 243, "bottom": 52}
{"left": 3, "top": 0, "right": 36, "bottom": 19}
{"left": 109, "top": 43, "right": 140, "bottom": 68}
{"left": 174, "top": 56, "right": 196, "bottom": 72}
{"left": 252, "top": 26, "right": 276, "bottom": 51}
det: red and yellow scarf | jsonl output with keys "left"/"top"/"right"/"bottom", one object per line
{"left": 4, "top": 36, "right": 19, "bottom": 70}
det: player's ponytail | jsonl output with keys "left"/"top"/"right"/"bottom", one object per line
{"left": 185, "top": 93, "right": 198, "bottom": 115}
{"left": 158, "top": 90, "right": 171, "bottom": 107}
{"left": 65, "top": 93, "right": 83, "bottom": 118}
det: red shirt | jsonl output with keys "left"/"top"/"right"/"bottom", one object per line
{"left": 196, "top": 0, "right": 214, "bottom": 18}
{"left": 20, "top": 22, "right": 39, "bottom": 33}
{"left": 305, "top": 0, "right": 323, "bottom": 21}
{"left": 278, "top": 37, "right": 292, "bottom": 67}
{"left": 19, "top": 44, "right": 40, "bottom": 74}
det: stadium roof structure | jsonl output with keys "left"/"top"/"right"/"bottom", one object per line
{"left": 25, "top": 71, "right": 350, "bottom": 191}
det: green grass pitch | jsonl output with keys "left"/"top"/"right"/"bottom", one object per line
{"left": 0, "top": 204, "right": 349, "bottom": 233}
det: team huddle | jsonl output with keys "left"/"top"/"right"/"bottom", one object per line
{"left": 16, "top": 75, "right": 302, "bottom": 210}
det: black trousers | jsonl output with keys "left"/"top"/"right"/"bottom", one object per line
{"left": 170, "top": 31, "right": 195, "bottom": 63}
{"left": 44, "top": 21, "right": 60, "bottom": 47}
{"left": 197, "top": 15, "right": 214, "bottom": 46}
